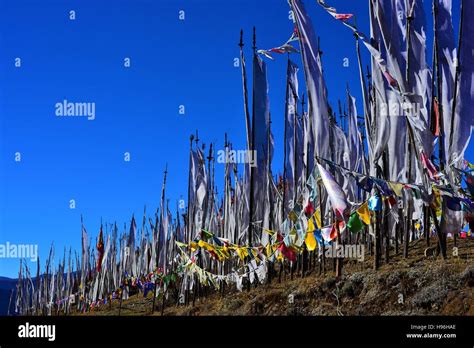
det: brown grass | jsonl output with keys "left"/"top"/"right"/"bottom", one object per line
{"left": 77, "top": 237, "right": 474, "bottom": 316}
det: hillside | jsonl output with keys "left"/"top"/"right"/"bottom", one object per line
{"left": 81, "top": 237, "right": 474, "bottom": 316}
{"left": 0, "top": 277, "right": 17, "bottom": 316}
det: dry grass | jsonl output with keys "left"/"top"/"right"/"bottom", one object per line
{"left": 76, "top": 237, "right": 474, "bottom": 316}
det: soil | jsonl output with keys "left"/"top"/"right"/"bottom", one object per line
{"left": 78, "top": 237, "right": 474, "bottom": 316}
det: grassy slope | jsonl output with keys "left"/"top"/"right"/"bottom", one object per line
{"left": 80, "top": 238, "right": 474, "bottom": 316}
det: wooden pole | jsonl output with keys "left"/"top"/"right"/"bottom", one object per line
{"left": 403, "top": 0, "right": 414, "bottom": 259}
{"left": 382, "top": 151, "right": 390, "bottom": 264}
{"left": 335, "top": 221, "right": 342, "bottom": 277}
{"left": 118, "top": 282, "right": 124, "bottom": 316}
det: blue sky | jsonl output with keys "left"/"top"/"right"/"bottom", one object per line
{"left": 0, "top": 0, "right": 469, "bottom": 277}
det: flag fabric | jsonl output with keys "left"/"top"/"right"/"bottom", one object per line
{"left": 388, "top": 182, "right": 404, "bottom": 197}
{"left": 190, "top": 147, "right": 208, "bottom": 238}
{"left": 317, "top": 163, "right": 349, "bottom": 220}
{"left": 80, "top": 221, "right": 89, "bottom": 299}
{"left": 321, "top": 225, "right": 337, "bottom": 242}
{"left": 278, "top": 239, "right": 297, "bottom": 262}
{"left": 347, "top": 93, "right": 362, "bottom": 173}
{"left": 305, "top": 230, "right": 317, "bottom": 251}
{"left": 347, "top": 212, "right": 364, "bottom": 233}
{"left": 450, "top": 0, "right": 474, "bottom": 166}
{"left": 368, "top": 195, "right": 382, "bottom": 212}
{"left": 290, "top": 0, "right": 331, "bottom": 160}
{"left": 302, "top": 111, "right": 314, "bottom": 179}
{"left": 421, "top": 151, "right": 439, "bottom": 181}
{"left": 96, "top": 225, "right": 104, "bottom": 272}
{"left": 283, "top": 59, "right": 299, "bottom": 216}
{"left": 406, "top": 0, "right": 434, "bottom": 160}
{"left": 257, "top": 31, "right": 299, "bottom": 60}
{"left": 251, "top": 53, "right": 273, "bottom": 244}
{"left": 316, "top": 0, "right": 353, "bottom": 21}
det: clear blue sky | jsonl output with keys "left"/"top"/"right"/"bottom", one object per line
{"left": 0, "top": 0, "right": 469, "bottom": 277}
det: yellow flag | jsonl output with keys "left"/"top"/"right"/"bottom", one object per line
{"left": 263, "top": 228, "right": 275, "bottom": 235}
{"left": 388, "top": 182, "right": 404, "bottom": 197}
{"left": 190, "top": 241, "right": 199, "bottom": 252}
{"left": 314, "top": 209, "right": 321, "bottom": 229}
{"left": 307, "top": 216, "right": 316, "bottom": 233}
{"left": 432, "top": 187, "right": 441, "bottom": 215}
{"left": 204, "top": 243, "right": 215, "bottom": 252}
{"left": 357, "top": 202, "right": 371, "bottom": 225}
{"left": 250, "top": 248, "right": 258, "bottom": 259}
{"left": 288, "top": 210, "right": 298, "bottom": 222}
{"left": 266, "top": 243, "right": 272, "bottom": 257}
{"left": 175, "top": 241, "right": 188, "bottom": 248}
{"left": 236, "top": 247, "right": 246, "bottom": 261}
{"left": 305, "top": 232, "right": 317, "bottom": 251}
{"left": 221, "top": 246, "right": 230, "bottom": 258}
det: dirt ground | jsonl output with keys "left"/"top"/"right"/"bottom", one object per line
{"left": 79, "top": 237, "right": 474, "bottom": 316}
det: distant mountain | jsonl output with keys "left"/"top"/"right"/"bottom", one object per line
{"left": 0, "top": 272, "right": 80, "bottom": 316}
{"left": 0, "top": 276, "right": 17, "bottom": 315}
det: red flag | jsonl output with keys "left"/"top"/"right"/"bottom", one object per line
{"left": 96, "top": 225, "right": 104, "bottom": 272}
{"left": 277, "top": 233, "right": 297, "bottom": 262}
{"left": 383, "top": 71, "right": 399, "bottom": 88}
{"left": 279, "top": 242, "right": 297, "bottom": 262}
{"left": 304, "top": 201, "right": 315, "bottom": 217}
{"left": 330, "top": 225, "right": 338, "bottom": 240}
{"left": 430, "top": 97, "right": 440, "bottom": 136}
{"left": 420, "top": 151, "right": 439, "bottom": 181}
{"left": 385, "top": 196, "right": 397, "bottom": 209}
{"left": 335, "top": 13, "right": 353, "bottom": 20}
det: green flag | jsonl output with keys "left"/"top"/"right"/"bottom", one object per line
{"left": 347, "top": 212, "right": 363, "bottom": 233}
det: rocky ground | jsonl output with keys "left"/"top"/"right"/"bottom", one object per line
{"left": 81, "top": 237, "right": 474, "bottom": 316}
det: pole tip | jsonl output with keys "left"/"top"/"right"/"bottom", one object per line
{"left": 253, "top": 26, "right": 256, "bottom": 50}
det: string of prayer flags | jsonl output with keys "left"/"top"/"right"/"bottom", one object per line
{"left": 373, "top": 179, "right": 394, "bottom": 196}
{"left": 257, "top": 30, "right": 299, "bottom": 60}
{"left": 356, "top": 175, "right": 374, "bottom": 193}
{"left": 316, "top": 0, "right": 354, "bottom": 20}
